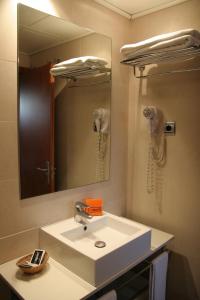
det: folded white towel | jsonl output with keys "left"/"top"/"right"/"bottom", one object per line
{"left": 97, "top": 290, "right": 117, "bottom": 300}
{"left": 120, "top": 28, "right": 200, "bottom": 55}
{"left": 124, "top": 35, "right": 200, "bottom": 60}
{"left": 149, "top": 252, "right": 169, "bottom": 300}
{"left": 50, "top": 56, "right": 108, "bottom": 77}
{"left": 54, "top": 56, "right": 108, "bottom": 68}
{"left": 149, "top": 34, "right": 200, "bottom": 51}
{"left": 50, "top": 66, "right": 92, "bottom": 76}
{"left": 51, "top": 66, "right": 91, "bottom": 72}
{"left": 50, "top": 67, "right": 108, "bottom": 78}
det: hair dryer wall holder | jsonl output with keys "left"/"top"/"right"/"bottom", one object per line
{"left": 164, "top": 121, "right": 176, "bottom": 135}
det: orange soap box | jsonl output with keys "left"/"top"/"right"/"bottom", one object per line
{"left": 84, "top": 198, "right": 103, "bottom": 216}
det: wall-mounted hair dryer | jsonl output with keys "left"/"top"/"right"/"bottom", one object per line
{"left": 93, "top": 108, "right": 109, "bottom": 134}
{"left": 143, "top": 106, "right": 162, "bottom": 135}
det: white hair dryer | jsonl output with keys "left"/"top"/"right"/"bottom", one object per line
{"left": 143, "top": 106, "right": 162, "bottom": 135}
{"left": 93, "top": 108, "right": 109, "bottom": 134}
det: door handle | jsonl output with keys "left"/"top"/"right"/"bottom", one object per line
{"left": 37, "top": 167, "right": 48, "bottom": 172}
{"left": 36, "top": 161, "right": 50, "bottom": 185}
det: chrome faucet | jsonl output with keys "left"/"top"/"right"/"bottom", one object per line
{"left": 74, "top": 201, "right": 92, "bottom": 225}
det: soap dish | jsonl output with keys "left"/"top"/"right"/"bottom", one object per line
{"left": 16, "top": 252, "right": 49, "bottom": 274}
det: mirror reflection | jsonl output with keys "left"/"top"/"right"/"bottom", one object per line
{"left": 18, "top": 5, "right": 111, "bottom": 199}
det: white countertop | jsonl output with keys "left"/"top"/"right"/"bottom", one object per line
{"left": 0, "top": 258, "right": 95, "bottom": 300}
{"left": 0, "top": 228, "right": 174, "bottom": 300}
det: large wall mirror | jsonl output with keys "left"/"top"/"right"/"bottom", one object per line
{"left": 18, "top": 4, "right": 111, "bottom": 199}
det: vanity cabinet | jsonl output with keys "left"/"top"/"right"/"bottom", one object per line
{"left": 0, "top": 276, "right": 21, "bottom": 300}
{"left": 86, "top": 247, "right": 168, "bottom": 300}
{"left": 86, "top": 260, "right": 151, "bottom": 300}
{"left": 11, "top": 294, "right": 21, "bottom": 300}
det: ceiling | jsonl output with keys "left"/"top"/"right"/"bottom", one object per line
{"left": 19, "top": 5, "right": 93, "bottom": 55}
{"left": 94, "top": 0, "right": 190, "bottom": 19}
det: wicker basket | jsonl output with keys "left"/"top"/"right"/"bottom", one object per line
{"left": 16, "top": 252, "right": 49, "bottom": 274}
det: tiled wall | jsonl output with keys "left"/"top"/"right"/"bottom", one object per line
{"left": 0, "top": 0, "right": 130, "bottom": 263}
{"left": 127, "top": 1, "right": 200, "bottom": 299}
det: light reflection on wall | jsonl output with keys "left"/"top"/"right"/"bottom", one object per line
{"left": 17, "top": 0, "right": 56, "bottom": 16}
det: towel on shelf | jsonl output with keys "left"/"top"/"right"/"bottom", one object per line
{"left": 50, "top": 66, "right": 93, "bottom": 76}
{"left": 51, "top": 66, "right": 92, "bottom": 72}
{"left": 149, "top": 251, "right": 169, "bottom": 300}
{"left": 120, "top": 28, "right": 200, "bottom": 56}
{"left": 54, "top": 56, "right": 108, "bottom": 68}
{"left": 124, "top": 34, "right": 200, "bottom": 60}
{"left": 122, "top": 47, "right": 198, "bottom": 67}
{"left": 50, "top": 56, "right": 108, "bottom": 77}
{"left": 97, "top": 290, "right": 117, "bottom": 300}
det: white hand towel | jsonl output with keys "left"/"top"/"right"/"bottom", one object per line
{"left": 54, "top": 56, "right": 108, "bottom": 68}
{"left": 124, "top": 35, "right": 200, "bottom": 60}
{"left": 97, "top": 290, "right": 117, "bottom": 300}
{"left": 120, "top": 28, "right": 200, "bottom": 54}
{"left": 50, "top": 66, "right": 92, "bottom": 76}
{"left": 149, "top": 251, "right": 169, "bottom": 300}
{"left": 51, "top": 66, "right": 91, "bottom": 72}
{"left": 149, "top": 35, "right": 200, "bottom": 51}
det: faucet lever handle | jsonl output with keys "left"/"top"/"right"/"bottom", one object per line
{"left": 74, "top": 201, "right": 93, "bottom": 221}
{"left": 75, "top": 201, "right": 88, "bottom": 211}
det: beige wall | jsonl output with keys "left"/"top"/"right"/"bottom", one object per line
{"left": 0, "top": 0, "right": 130, "bottom": 262}
{"left": 127, "top": 1, "right": 200, "bottom": 299}
{"left": 19, "top": 52, "right": 31, "bottom": 67}
{"left": 56, "top": 81, "right": 110, "bottom": 189}
{"left": 1, "top": 0, "right": 199, "bottom": 299}
{"left": 31, "top": 32, "right": 111, "bottom": 68}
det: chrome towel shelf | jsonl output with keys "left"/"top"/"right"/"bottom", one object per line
{"left": 120, "top": 46, "right": 200, "bottom": 78}
{"left": 55, "top": 67, "right": 111, "bottom": 80}
{"left": 55, "top": 67, "right": 111, "bottom": 87}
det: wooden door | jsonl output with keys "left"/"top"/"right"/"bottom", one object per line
{"left": 19, "top": 64, "right": 55, "bottom": 199}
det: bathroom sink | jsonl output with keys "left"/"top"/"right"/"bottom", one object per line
{"left": 40, "top": 212, "right": 151, "bottom": 286}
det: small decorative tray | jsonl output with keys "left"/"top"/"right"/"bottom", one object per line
{"left": 16, "top": 252, "right": 49, "bottom": 274}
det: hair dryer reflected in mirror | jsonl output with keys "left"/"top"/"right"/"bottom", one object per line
{"left": 93, "top": 108, "right": 109, "bottom": 134}
{"left": 93, "top": 108, "right": 109, "bottom": 182}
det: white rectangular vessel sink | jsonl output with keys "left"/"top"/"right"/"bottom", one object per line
{"left": 40, "top": 212, "right": 151, "bottom": 286}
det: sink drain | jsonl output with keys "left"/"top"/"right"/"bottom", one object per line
{"left": 95, "top": 241, "right": 106, "bottom": 248}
